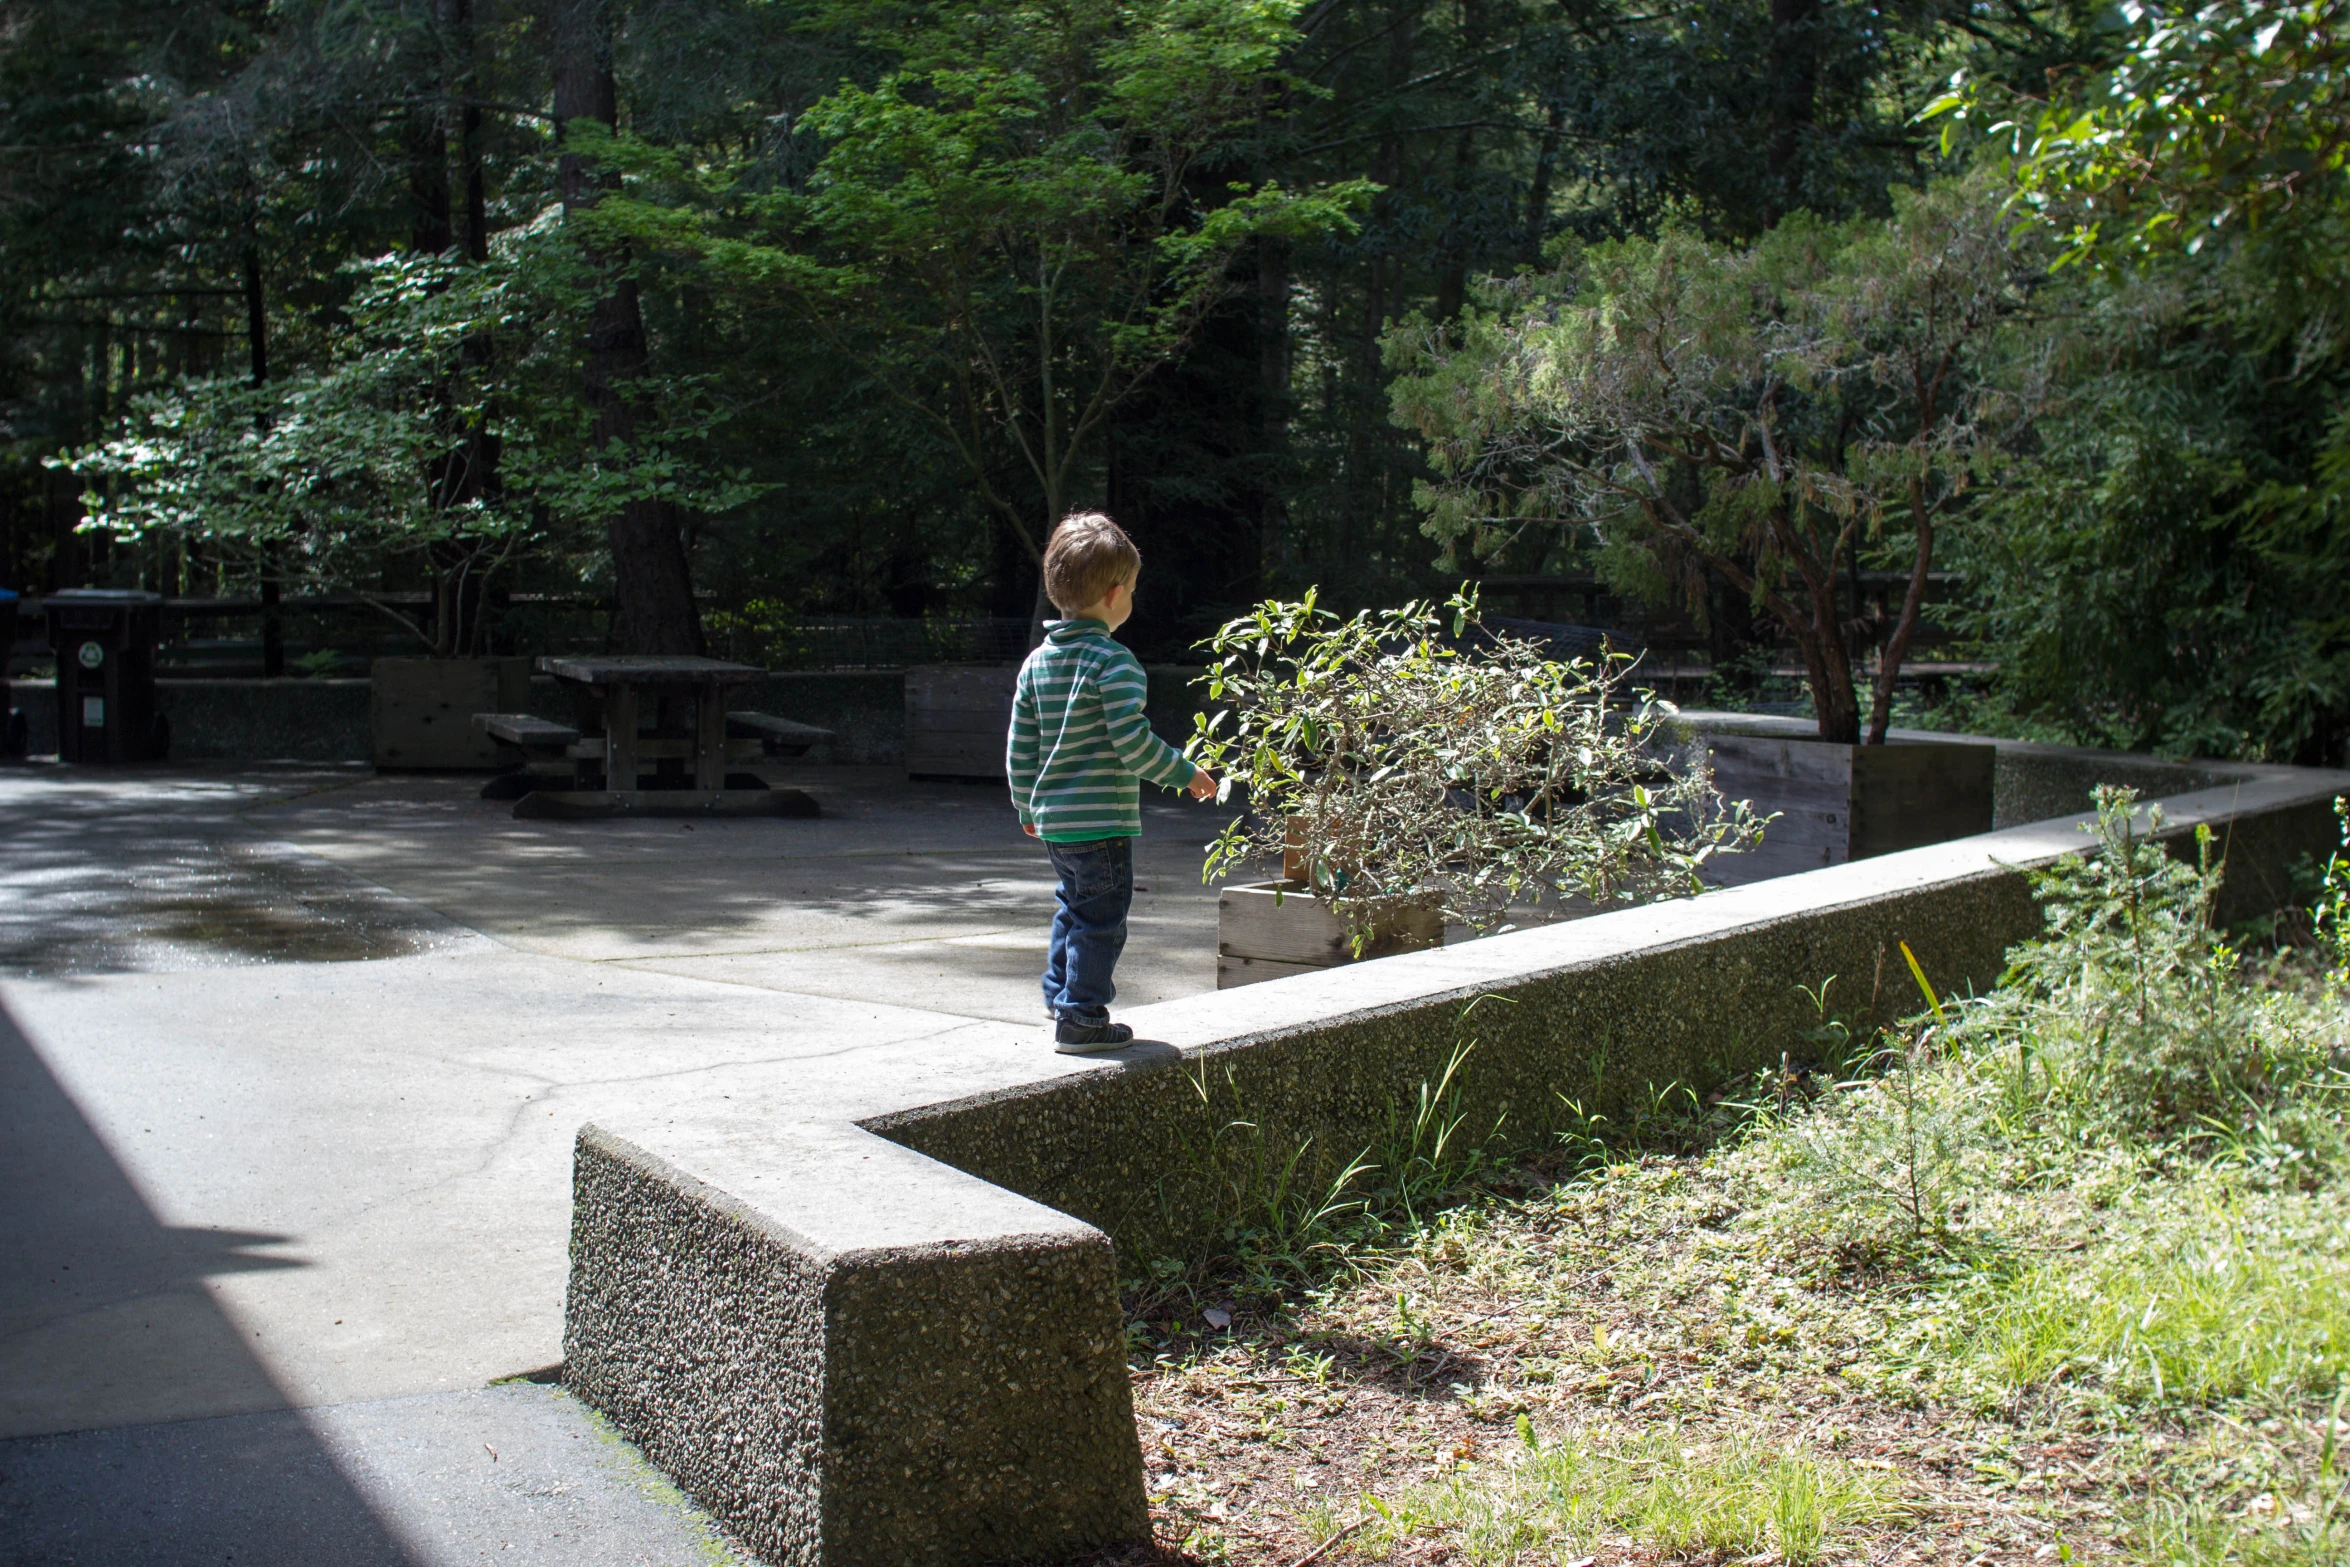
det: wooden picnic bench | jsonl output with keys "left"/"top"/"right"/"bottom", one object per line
{"left": 726, "top": 710, "right": 830, "bottom": 758}
{"left": 476, "top": 712, "right": 580, "bottom": 751}
{"left": 470, "top": 656, "right": 834, "bottom": 819}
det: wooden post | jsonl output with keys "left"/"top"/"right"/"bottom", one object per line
{"left": 693, "top": 677, "right": 725, "bottom": 790}
{"left": 604, "top": 682, "right": 639, "bottom": 793}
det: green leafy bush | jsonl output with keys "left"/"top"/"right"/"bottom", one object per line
{"left": 1191, "top": 588, "right": 1764, "bottom": 944}
{"left": 1954, "top": 786, "right": 2316, "bottom": 1140}
{"left": 1727, "top": 786, "right": 2350, "bottom": 1429}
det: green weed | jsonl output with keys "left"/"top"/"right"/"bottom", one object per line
{"left": 1371, "top": 1031, "right": 1508, "bottom": 1227}
{"left": 1362, "top": 1423, "right": 1899, "bottom": 1565}
{"left": 1953, "top": 1181, "right": 2350, "bottom": 1412}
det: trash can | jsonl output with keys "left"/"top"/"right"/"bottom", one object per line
{"left": 45, "top": 589, "right": 169, "bottom": 763}
{"left": 0, "top": 589, "right": 20, "bottom": 758}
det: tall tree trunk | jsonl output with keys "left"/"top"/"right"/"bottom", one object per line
{"left": 1765, "top": 0, "right": 1819, "bottom": 224}
{"left": 418, "top": 0, "right": 504, "bottom": 654}
{"left": 244, "top": 241, "right": 284, "bottom": 676}
{"left": 552, "top": 0, "right": 703, "bottom": 655}
{"left": 411, "top": 39, "right": 459, "bottom": 654}
{"left": 1525, "top": 103, "right": 1565, "bottom": 264}
{"left": 1866, "top": 499, "right": 1936, "bottom": 744}
{"left": 241, "top": 245, "right": 267, "bottom": 389}
{"left": 1434, "top": 121, "right": 1475, "bottom": 321}
{"left": 458, "top": 0, "right": 488, "bottom": 265}
{"left": 405, "top": 106, "right": 452, "bottom": 257}
{"left": 455, "top": 0, "right": 500, "bottom": 650}
{"left": 1434, "top": 0, "right": 1483, "bottom": 319}
{"left": 1257, "top": 236, "right": 1291, "bottom": 591}
{"left": 1792, "top": 568, "right": 1859, "bottom": 743}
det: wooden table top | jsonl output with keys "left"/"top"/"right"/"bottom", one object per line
{"left": 536, "top": 655, "right": 768, "bottom": 685}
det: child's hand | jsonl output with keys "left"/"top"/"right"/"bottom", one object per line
{"left": 1186, "top": 767, "right": 1217, "bottom": 801}
{"left": 1022, "top": 822, "right": 1039, "bottom": 837}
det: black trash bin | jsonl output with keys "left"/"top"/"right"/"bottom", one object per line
{"left": 0, "top": 588, "right": 20, "bottom": 758}
{"left": 45, "top": 589, "right": 169, "bottom": 763}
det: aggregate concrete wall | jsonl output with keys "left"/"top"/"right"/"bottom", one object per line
{"left": 565, "top": 1121, "right": 1147, "bottom": 1567}
{"left": 562, "top": 744, "right": 2348, "bottom": 1567}
{"left": 869, "top": 772, "right": 2342, "bottom": 1266}
{"left": 10, "top": 677, "right": 372, "bottom": 761}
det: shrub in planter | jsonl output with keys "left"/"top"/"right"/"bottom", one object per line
{"left": 1192, "top": 589, "right": 1764, "bottom": 959}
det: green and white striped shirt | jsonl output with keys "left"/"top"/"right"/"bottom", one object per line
{"left": 1007, "top": 619, "right": 1195, "bottom": 842}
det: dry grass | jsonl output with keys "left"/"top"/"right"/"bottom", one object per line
{"left": 1072, "top": 1137, "right": 2350, "bottom": 1567}
{"left": 1062, "top": 796, "right": 2350, "bottom": 1567}
{"left": 1079, "top": 1156, "right": 2134, "bottom": 1566}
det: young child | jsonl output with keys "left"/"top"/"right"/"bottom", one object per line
{"left": 1008, "top": 513, "right": 1216, "bottom": 1053}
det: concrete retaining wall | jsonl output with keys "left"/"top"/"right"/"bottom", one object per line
{"left": 870, "top": 774, "right": 2335, "bottom": 1268}
{"left": 1673, "top": 711, "right": 2246, "bottom": 831}
{"left": 565, "top": 1123, "right": 1146, "bottom": 1567}
{"left": 565, "top": 747, "right": 2349, "bottom": 1564}
{"left": 10, "top": 677, "right": 373, "bottom": 761}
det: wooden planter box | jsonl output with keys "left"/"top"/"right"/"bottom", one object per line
{"left": 371, "top": 657, "right": 533, "bottom": 770}
{"left": 905, "top": 665, "right": 1018, "bottom": 781}
{"left": 1700, "top": 733, "right": 1996, "bottom": 886}
{"left": 1216, "top": 879, "right": 1443, "bottom": 989}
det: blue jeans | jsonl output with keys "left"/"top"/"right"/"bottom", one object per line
{"left": 1042, "top": 836, "right": 1132, "bottom": 1026}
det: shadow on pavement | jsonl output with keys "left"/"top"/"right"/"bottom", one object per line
{"left": 0, "top": 995, "right": 417, "bottom": 1563}
{"left": 249, "top": 766, "right": 1226, "bottom": 959}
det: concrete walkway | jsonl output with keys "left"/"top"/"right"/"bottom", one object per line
{"left": 0, "top": 761, "right": 1229, "bottom": 1562}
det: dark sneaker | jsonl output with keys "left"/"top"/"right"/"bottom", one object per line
{"left": 1053, "top": 1019, "right": 1134, "bottom": 1054}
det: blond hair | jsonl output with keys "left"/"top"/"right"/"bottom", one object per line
{"left": 1042, "top": 512, "right": 1140, "bottom": 615}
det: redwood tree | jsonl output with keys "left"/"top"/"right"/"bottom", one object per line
{"left": 551, "top": 0, "right": 701, "bottom": 654}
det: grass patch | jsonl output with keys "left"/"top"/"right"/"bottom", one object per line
{"left": 1365, "top": 1423, "right": 1901, "bottom": 1564}
{"left": 1101, "top": 790, "right": 2350, "bottom": 1566}
{"left": 1954, "top": 1183, "right": 2350, "bottom": 1412}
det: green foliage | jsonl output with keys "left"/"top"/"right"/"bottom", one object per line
{"left": 1966, "top": 786, "right": 2263, "bottom": 1134}
{"left": 1741, "top": 788, "right": 2350, "bottom": 1271}
{"left": 1362, "top": 1423, "right": 1897, "bottom": 1565}
{"left": 7, "top": 0, "right": 1993, "bottom": 629}
{"left": 1191, "top": 588, "right": 1763, "bottom": 942}
{"left": 1920, "top": 3, "right": 2350, "bottom": 766}
{"left": 1126, "top": 790, "right": 2350, "bottom": 1567}
{"left": 1946, "top": 239, "right": 2350, "bottom": 764}
{"left": 1372, "top": 1019, "right": 1514, "bottom": 1228}
{"left": 1724, "top": 789, "right": 2350, "bottom": 1442}
{"left": 2139, "top": 1404, "right": 2350, "bottom": 1566}
{"left": 11, "top": 0, "right": 2342, "bottom": 758}
{"left": 1387, "top": 176, "right": 2039, "bottom": 743}
{"left": 1958, "top": 1182, "right": 2350, "bottom": 1408}
{"left": 2319, "top": 800, "right": 2350, "bottom": 983}
{"left": 1134, "top": 998, "right": 1527, "bottom": 1311}
{"left": 58, "top": 241, "right": 760, "bottom": 650}
{"left": 573, "top": 0, "right": 1371, "bottom": 569}
{"left": 1931, "top": 0, "right": 2350, "bottom": 264}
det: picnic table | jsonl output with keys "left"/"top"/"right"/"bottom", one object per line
{"left": 471, "top": 654, "right": 830, "bottom": 820}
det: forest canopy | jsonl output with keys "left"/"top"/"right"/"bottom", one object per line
{"left": 2, "top": 0, "right": 2343, "bottom": 763}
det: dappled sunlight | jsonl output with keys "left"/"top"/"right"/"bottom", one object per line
{"left": 0, "top": 763, "right": 466, "bottom": 977}
{"left": 0, "top": 762, "right": 1227, "bottom": 1019}
{"left": 244, "top": 766, "right": 1227, "bottom": 973}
